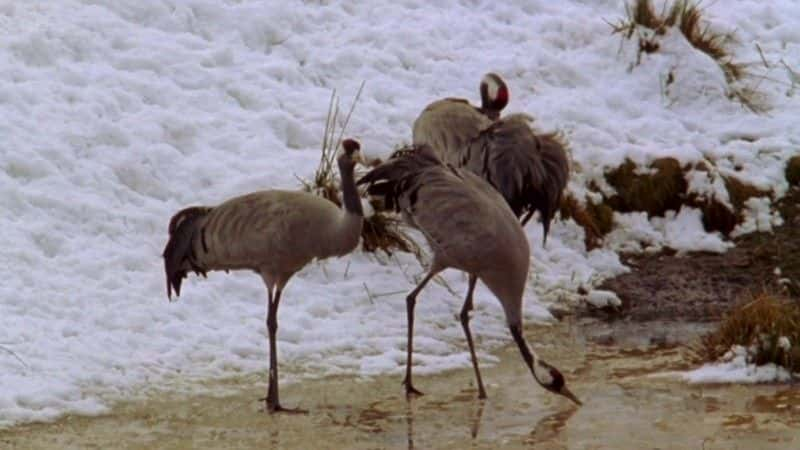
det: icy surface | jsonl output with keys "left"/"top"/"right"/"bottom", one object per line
{"left": 1, "top": 0, "right": 799, "bottom": 426}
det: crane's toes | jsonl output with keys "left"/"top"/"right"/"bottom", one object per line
{"left": 269, "top": 404, "right": 309, "bottom": 415}
{"left": 403, "top": 382, "right": 424, "bottom": 398}
{"left": 258, "top": 396, "right": 309, "bottom": 415}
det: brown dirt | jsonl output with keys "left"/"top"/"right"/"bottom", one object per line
{"left": 594, "top": 188, "right": 800, "bottom": 323}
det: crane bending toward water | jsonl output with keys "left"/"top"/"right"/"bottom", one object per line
{"left": 358, "top": 145, "right": 580, "bottom": 405}
{"left": 162, "top": 139, "right": 364, "bottom": 414}
{"left": 412, "top": 73, "right": 569, "bottom": 244}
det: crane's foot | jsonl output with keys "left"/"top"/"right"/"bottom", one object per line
{"left": 269, "top": 404, "right": 308, "bottom": 415}
{"left": 402, "top": 377, "right": 424, "bottom": 398}
{"left": 259, "top": 396, "right": 308, "bottom": 415}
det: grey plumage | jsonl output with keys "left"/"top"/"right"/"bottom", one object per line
{"left": 412, "top": 73, "right": 569, "bottom": 243}
{"left": 162, "top": 139, "right": 364, "bottom": 413}
{"left": 357, "top": 145, "right": 580, "bottom": 405}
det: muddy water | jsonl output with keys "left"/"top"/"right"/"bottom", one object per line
{"left": 2, "top": 320, "right": 798, "bottom": 449}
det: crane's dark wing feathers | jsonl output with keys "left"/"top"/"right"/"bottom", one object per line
{"left": 162, "top": 206, "right": 211, "bottom": 300}
{"left": 464, "top": 114, "right": 569, "bottom": 242}
{"left": 357, "top": 145, "right": 443, "bottom": 213}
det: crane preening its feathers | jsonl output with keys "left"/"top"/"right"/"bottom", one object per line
{"left": 358, "top": 145, "right": 581, "bottom": 405}
{"left": 412, "top": 73, "right": 569, "bottom": 244}
{"left": 162, "top": 139, "right": 364, "bottom": 414}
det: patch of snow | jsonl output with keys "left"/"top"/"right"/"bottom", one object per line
{"left": 731, "top": 197, "right": 784, "bottom": 237}
{"left": 606, "top": 207, "right": 733, "bottom": 254}
{"left": 683, "top": 346, "right": 793, "bottom": 384}
{"left": 585, "top": 290, "right": 621, "bottom": 309}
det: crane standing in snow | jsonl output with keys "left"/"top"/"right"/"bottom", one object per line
{"left": 412, "top": 73, "right": 570, "bottom": 244}
{"left": 358, "top": 145, "right": 581, "bottom": 405}
{"left": 162, "top": 139, "right": 364, "bottom": 414}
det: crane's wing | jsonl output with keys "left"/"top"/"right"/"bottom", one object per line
{"left": 463, "top": 113, "right": 569, "bottom": 242}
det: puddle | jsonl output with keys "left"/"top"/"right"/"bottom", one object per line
{"left": 1, "top": 320, "right": 797, "bottom": 449}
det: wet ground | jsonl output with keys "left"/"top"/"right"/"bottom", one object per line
{"left": 599, "top": 188, "right": 800, "bottom": 322}
{"left": 2, "top": 319, "right": 798, "bottom": 449}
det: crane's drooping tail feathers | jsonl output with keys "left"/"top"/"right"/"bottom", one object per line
{"left": 356, "top": 145, "right": 444, "bottom": 212}
{"left": 163, "top": 206, "right": 212, "bottom": 300}
{"left": 534, "top": 132, "right": 570, "bottom": 241}
{"left": 466, "top": 114, "right": 569, "bottom": 242}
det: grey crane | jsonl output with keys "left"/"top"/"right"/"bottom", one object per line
{"left": 357, "top": 145, "right": 580, "bottom": 405}
{"left": 412, "top": 73, "right": 569, "bottom": 244}
{"left": 162, "top": 139, "right": 364, "bottom": 413}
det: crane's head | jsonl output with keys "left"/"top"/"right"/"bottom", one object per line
{"left": 479, "top": 72, "right": 509, "bottom": 120}
{"left": 339, "top": 138, "right": 364, "bottom": 169}
{"left": 533, "top": 359, "right": 582, "bottom": 406}
{"left": 509, "top": 323, "right": 582, "bottom": 406}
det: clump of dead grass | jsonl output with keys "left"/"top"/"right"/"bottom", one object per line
{"left": 696, "top": 291, "right": 800, "bottom": 373}
{"left": 299, "top": 86, "right": 421, "bottom": 258}
{"left": 786, "top": 155, "right": 800, "bottom": 186}
{"left": 609, "top": 0, "right": 766, "bottom": 113}
{"left": 559, "top": 194, "right": 614, "bottom": 250}
{"left": 604, "top": 157, "right": 687, "bottom": 216}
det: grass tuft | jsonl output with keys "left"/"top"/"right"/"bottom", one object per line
{"left": 610, "top": 0, "right": 766, "bottom": 112}
{"left": 300, "top": 85, "right": 420, "bottom": 257}
{"left": 786, "top": 156, "right": 800, "bottom": 186}
{"left": 559, "top": 194, "right": 608, "bottom": 250}
{"left": 696, "top": 291, "right": 800, "bottom": 373}
{"left": 605, "top": 157, "right": 687, "bottom": 216}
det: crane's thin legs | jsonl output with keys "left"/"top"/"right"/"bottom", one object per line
{"left": 520, "top": 210, "right": 535, "bottom": 227}
{"left": 404, "top": 271, "right": 437, "bottom": 398}
{"left": 460, "top": 274, "right": 487, "bottom": 399}
{"left": 265, "top": 286, "right": 306, "bottom": 414}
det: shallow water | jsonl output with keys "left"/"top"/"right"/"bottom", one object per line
{"left": 2, "top": 319, "right": 798, "bottom": 449}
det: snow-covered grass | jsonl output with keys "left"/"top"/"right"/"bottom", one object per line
{"left": 683, "top": 345, "right": 793, "bottom": 384}
{"left": 1, "top": 0, "right": 798, "bottom": 426}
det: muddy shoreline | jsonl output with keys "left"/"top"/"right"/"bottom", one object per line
{"left": 2, "top": 319, "right": 798, "bottom": 449}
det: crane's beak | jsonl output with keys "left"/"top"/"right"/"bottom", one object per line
{"left": 559, "top": 386, "right": 582, "bottom": 406}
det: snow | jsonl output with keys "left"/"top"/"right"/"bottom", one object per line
{"left": 682, "top": 346, "right": 793, "bottom": 384}
{"left": 1, "top": 0, "right": 799, "bottom": 426}
{"left": 585, "top": 289, "right": 622, "bottom": 309}
{"left": 606, "top": 207, "right": 733, "bottom": 254}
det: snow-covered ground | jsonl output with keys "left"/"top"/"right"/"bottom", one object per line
{"left": 1, "top": 0, "right": 798, "bottom": 426}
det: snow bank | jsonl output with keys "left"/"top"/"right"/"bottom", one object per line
{"left": 1, "top": 0, "right": 798, "bottom": 426}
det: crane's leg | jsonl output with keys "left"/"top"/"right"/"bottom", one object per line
{"left": 264, "top": 286, "right": 306, "bottom": 414}
{"left": 460, "top": 274, "right": 487, "bottom": 399}
{"left": 520, "top": 210, "right": 535, "bottom": 227}
{"left": 403, "top": 271, "right": 437, "bottom": 398}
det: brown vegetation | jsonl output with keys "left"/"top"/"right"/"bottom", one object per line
{"left": 697, "top": 291, "right": 800, "bottom": 373}
{"left": 609, "top": 0, "right": 765, "bottom": 112}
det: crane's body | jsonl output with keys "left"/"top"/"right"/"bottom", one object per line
{"left": 163, "top": 139, "right": 364, "bottom": 413}
{"left": 358, "top": 145, "right": 580, "bottom": 405}
{"left": 412, "top": 73, "right": 569, "bottom": 243}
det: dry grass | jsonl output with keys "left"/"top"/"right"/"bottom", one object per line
{"left": 360, "top": 212, "right": 422, "bottom": 258}
{"left": 299, "top": 86, "right": 421, "bottom": 257}
{"left": 786, "top": 155, "right": 800, "bottom": 186}
{"left": 604, "top": 157, "right": 687, "bottom": 216}
{"left": 610, "top": 0, "right": 766, "bottom": 112}
{"left": 696, "top": 291, "right": 800, "bottom": 373}
{"left": 559, "top": 194, "right": 613, "bottom": 250}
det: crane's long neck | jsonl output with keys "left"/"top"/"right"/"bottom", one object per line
{"left": 510, "top": 324, "right": 551, "bottom": 387}
{"left": 338, "top": 160, "right": 363, "bottom": 217}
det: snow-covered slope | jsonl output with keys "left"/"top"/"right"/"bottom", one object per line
{"left": 1, "top": 0, "right": 798, "bottom": 426}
